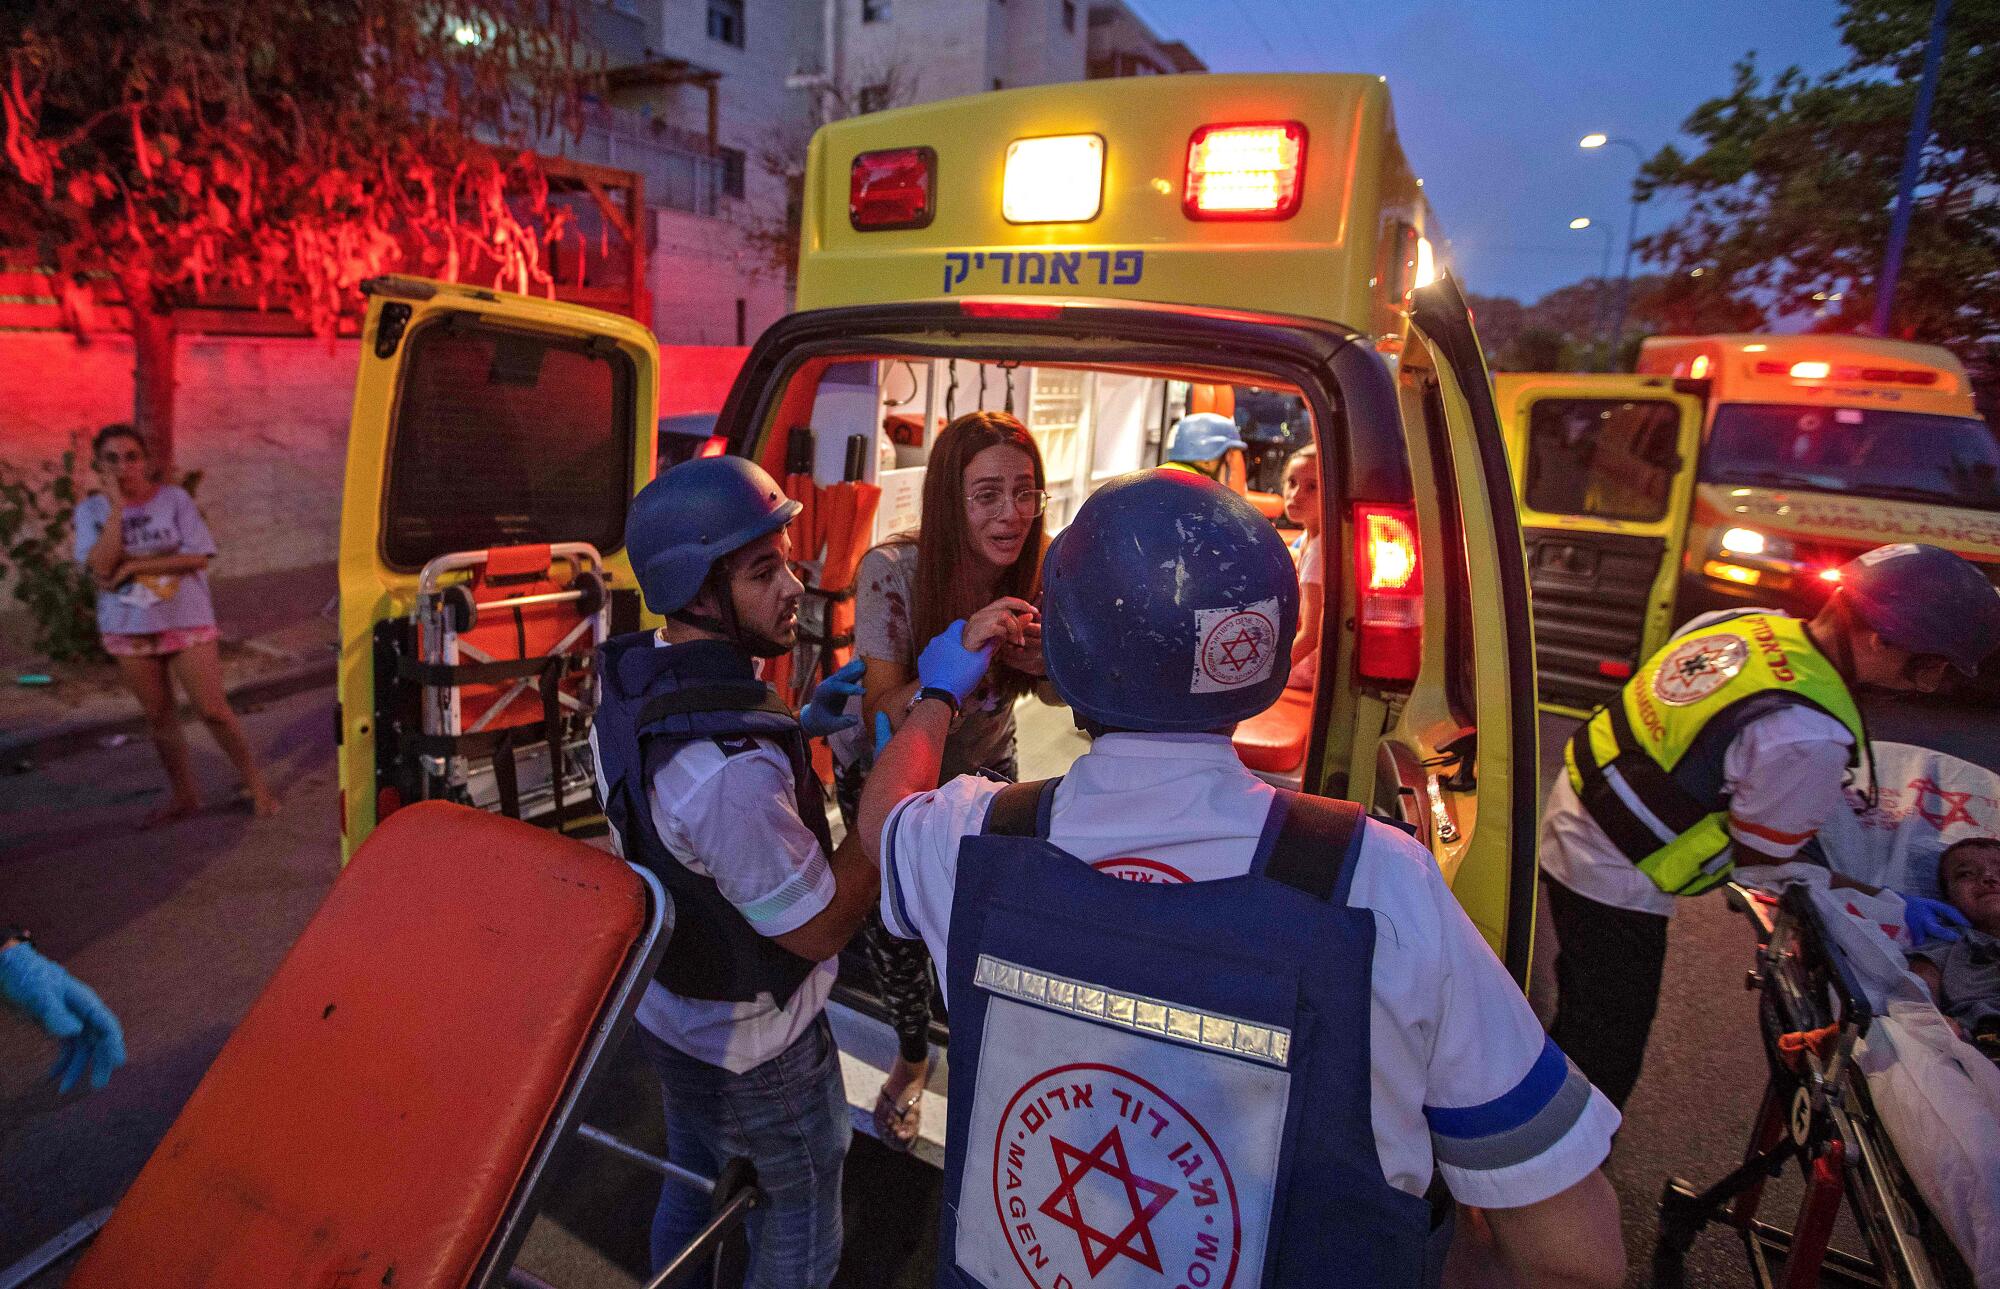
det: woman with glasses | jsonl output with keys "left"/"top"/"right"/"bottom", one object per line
{"left": 74, "top": 424, "right": 279, "bottom": 828}
{"left": 832, "top": 410, "right": 1057, "bottom": 1149}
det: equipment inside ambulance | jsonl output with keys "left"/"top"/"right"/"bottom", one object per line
{"left": 336, "top": 73, "right": 1539, "bottom": 1175}
{"left": 1499, "top": 334, "right": 2000, "bottom": 715}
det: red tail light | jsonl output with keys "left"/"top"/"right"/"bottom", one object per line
{"left": 697, "top": 435, "right": 729, "bottom": 458}
{"left": 958, "top": 300, "right": 1064, "bottom": 320}
{"left": 1354, "top": 503, "right": 1423, "bottom": 682}
{"left": 1184, "top": 122, "right": 1307, "bottom": 220}
{"left": 850, "top": 147, "right": 936, "bottom": 230}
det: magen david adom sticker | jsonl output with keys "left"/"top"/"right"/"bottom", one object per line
{"left": 1190, "top": 599, "right": 1280, "bottom": 694}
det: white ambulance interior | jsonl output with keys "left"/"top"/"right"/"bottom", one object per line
{"left": 788, "top": 356, "right": 1319, "bottom": 787}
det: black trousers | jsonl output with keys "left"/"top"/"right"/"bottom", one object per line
{"left": 1544, "top": 873, "right": 1671, "bottom": 1110}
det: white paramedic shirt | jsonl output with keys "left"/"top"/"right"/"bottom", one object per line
{"left": 589, "top": 637, "right": 837, "bottom": 1074}
{"left": 880, "top": 731, "right": 1620, "bottom": 1208}
{"left": 1540, "top": 609, "right": 1857, "bottom": 918}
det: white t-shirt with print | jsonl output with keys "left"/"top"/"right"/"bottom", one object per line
{"left": 879, "top": 731, "right": 1619, "bottom": 1208}
{"left": 1539, "top": 609, "right": 1857, "bottom": 917}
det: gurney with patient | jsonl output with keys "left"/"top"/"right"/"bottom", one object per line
{"left": 1655, "top": 742, "right": 2000, "bottom": 1289}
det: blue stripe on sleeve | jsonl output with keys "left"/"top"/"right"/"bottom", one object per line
{"left": 1424, "top": 1034, "right": 1570, "bottom": 1140}
{"left": 882, "top": 795, "right": 920, "bottom": 939}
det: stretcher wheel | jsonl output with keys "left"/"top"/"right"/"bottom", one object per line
{"left": 573, "top": 570, "right": 606, "bottom": 618}
{"left": 442, "top": 584, "right": 477, "bottom": 634}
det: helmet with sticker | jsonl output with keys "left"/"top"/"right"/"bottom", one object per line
{"left": 627, "top": 456, "right": 802, "bottom": 615}
{"left": 1041, "top": 469, "right": 1299, "bottom": 732}
{"left": 1833, "top": 542, "right": 2000, "bottom": 677}
{"left": 1165, "top": 412, "right": 1248, "bottom": 465}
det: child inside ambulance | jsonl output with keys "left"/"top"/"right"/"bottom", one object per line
{"left": 1283, "top": 444, "right": 1323, "bottom": 691}
{"left": 832, "top": 410, "right": 1059, "bottom": 1148}
{"left": 1910, "top": 837, "right": 2000, "bottom": 1058}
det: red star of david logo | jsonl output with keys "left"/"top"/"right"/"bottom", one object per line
{"left": 1911, "top": 777, "right": 1979, "bottom": 829}
{"left": 1037, "top": 1126, "right": 1179, "bottom": 1276}
{"left": 1215, "top": 625, "right": 1263, "bottom": 673}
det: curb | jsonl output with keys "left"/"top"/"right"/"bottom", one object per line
{"left": 0, "top": 659, "right": 336, "bottom": 768}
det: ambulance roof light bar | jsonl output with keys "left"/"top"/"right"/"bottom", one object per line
{"left": 1184, "top": 122, "right": 1308, "bottom": 221}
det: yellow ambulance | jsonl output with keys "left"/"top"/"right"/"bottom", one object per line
{"left": 1499, "top": 333, "right": 2000, "bottom": 716}
{"left": 336, "top": 73, "right": 1540, "bottom": 987}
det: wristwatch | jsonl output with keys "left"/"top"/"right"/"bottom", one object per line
{"left": 905, "top": 686, "right": 966, "bottom": 732}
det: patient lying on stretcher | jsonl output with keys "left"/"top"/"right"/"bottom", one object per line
{"left": 1909, "top": 837, "right": 2000, "bottom": 1058}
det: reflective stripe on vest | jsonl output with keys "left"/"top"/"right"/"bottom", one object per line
{"left": 1564, "top": 614, "right": 1865, "bottom": 897}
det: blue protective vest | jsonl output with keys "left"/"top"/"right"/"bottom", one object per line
{"left": 593, "top": 632, "right": 830, "bottom": 1004}
{"left": 937, "top": 780, "right": 1448, "bottom": 1289}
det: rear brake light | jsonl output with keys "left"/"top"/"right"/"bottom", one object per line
{"left": 1184, "top": 122, "right": 1307, "bottom": 220}
{"left": 958, "top": 300, "right": 1065, "bottom": 320}
{"left": 1598, "top": 659, "right": 1634, "bottom": 679}
{"left": 1354, "top": 503, "right": 1423, "bottom": 682}
{"left": 850, "top": 147, "right": 936, "bottom": 231}
{"left": 1002, "top": 134, "right": 1104, "bottom": 224}
{"left": 697, "top": 435, "right": 729, "bottom": 458}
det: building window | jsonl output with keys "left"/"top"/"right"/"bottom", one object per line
{"left": 706, "top": 0, "right": 743, "bottom": 47}
{"left": 862, "top": 0, "right": 889, "bottom": 21}
{"left": 1062, "top": 0, "right": 1075, "bottom": 30}
{"left": 718, "top": 146, "right": 746, "bottom": 199}
{"left": 858, "top": 83, "right": 891, "bottom": 114}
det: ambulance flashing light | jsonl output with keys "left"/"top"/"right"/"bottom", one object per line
{"left": 1002, "top": 134, "right": 1105, "bottom": 224}
{"left": 1753, "top": 358, "right": 1940, "bottom": 386}
{"left": 1356, "top": 503, "right": 1423, "bottom": 682}
{"left": 1184, "top": 122, "right": 1308, "bottom": 220}
{"left": 850, "top": 147, "right": 937, "bottom": 231}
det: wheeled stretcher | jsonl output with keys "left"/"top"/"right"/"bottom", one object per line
{"left": 1653, "top": 884, "right": 1976, "bottom": 1289}
{"left": 58, "top": 803, "right": 760, "bottom": 1289}
{"left": 399, "top": 543, "right": 607, "bottom": 826}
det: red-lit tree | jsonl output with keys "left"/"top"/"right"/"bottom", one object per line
{"left": 1, "top": 0, "right": 596, "bottom": 466}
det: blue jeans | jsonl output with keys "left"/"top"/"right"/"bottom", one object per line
{"left": 638, "top": 1012, "right": 850, "bottom": 1288}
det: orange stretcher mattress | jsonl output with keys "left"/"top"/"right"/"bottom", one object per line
{"left": 1234, "top": 685, "right": 1314, "bottom": 774}
{"left": 68, "top": 803, "right": 649, "bottom": 1289}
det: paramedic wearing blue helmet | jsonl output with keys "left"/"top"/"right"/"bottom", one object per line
{"left": 1160, "top": 411, "right": 1246, "bottom": 480}
{"left": 1542, "top": 542, "right": 2000, "bottom": 1110}
{"left": 857, "top": 470, "right": 1625, "bottom": 1289}
{"left": 589, "top": 456, "right": 875, "bottom": 1287}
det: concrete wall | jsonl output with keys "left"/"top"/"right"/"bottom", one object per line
{"left": 0, "top": 332, "right": 356, "bottom": 586}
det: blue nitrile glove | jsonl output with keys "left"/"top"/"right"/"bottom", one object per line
{"left": 1901, "top": 892, "right": 1970, "bottom": 945}
{"left": 1, "top": 942, "right": 127, "bottom": 1093}
{"left": 873, "top": 712, "right": 893, "bottom": 758}
{"left": 916, "top": 619, "right": 995, "bottom": 705}
{"left": 800, "top": 658, "right": 866, "bottom": 740}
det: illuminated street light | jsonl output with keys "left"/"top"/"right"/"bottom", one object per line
{"left": 1580, "top": 131, "right": 1649, "bottom": 370}
{"left": 1569, "top": 216, "right": 1615, "bottom": 363}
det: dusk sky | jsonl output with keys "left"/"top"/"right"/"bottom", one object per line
{"left": 1131, "top": 1, "right": 1856, "bottom": 304}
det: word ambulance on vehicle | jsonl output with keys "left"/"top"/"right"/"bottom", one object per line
{"left": 1497, "top": 334, "right": 2000, "bottom": 715}
{"left": 335, "top": 71, "right": 1538, "bottom": 1152}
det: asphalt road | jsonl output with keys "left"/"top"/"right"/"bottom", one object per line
{"left": 0, "top": 691, "right": 1974, "bottom": 1286}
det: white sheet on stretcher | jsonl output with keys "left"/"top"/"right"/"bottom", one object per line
{"left": 1749, "top": 742, "right": 2000, "bottom": 1285}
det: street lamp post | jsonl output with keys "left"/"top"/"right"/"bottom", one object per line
{"left": 1580, "top": 133, "right": 1647, "bottom": 370}
{"left": 1569, "top": 216, "right": 1615, "bottom": 368}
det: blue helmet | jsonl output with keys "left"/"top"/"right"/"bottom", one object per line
{"left": 627, "top": 456, "right": 802, "bottom": 615}
{"left": 1835, "top": 542, "right": 2000, "bottom": 676}
{"left": 1042, "top": 469, "right": 1298, "bottom": 732}
{"left": 1165, "top": 412, "right": 1247, "bottom": 465}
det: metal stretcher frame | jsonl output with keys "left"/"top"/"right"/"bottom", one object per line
{"left": 408, "top": 542, "right": 609, "bottom": 824}
{"left": 1652, "top": 884, "right": 1973, "bottom": 1289}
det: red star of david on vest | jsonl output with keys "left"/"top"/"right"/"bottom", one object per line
{"left": 1037, "top": 1125, "right": 1179, "bottom": 1275}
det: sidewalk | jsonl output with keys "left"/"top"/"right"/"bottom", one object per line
{"left": 0, "top": 562, "right": 337, "bottom": 764}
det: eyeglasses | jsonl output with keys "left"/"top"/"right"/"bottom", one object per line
{"left": 966, "top": 487, "right": 1048, "bottom": 518}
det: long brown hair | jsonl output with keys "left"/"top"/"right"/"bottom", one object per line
{"left": 887, "top": 410, "right": 1048, "bottom": 702}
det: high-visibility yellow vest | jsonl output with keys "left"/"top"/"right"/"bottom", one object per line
{"left": 1563, "top": 612, "right": 1866, "bottom": 897}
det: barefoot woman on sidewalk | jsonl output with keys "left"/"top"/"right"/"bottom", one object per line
{"left": 74, "top": 424, "right": 279, "bottom": 827}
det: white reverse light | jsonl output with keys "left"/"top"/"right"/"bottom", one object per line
{"left": 1002, "top": 134, "right": 1104, "bottom": 224}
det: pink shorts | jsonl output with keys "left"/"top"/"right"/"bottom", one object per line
{"left": 102, "top": 624, "right": 221, "bottom": 659}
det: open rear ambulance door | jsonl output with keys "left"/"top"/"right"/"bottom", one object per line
{"left": 336, "top": 277, "right": 658, "bottom": 859}
{"left": 1497, "top": 374, "right": 1702, "bottom": 717}
{"left": 1383, "top": 275, "right": 1540, "bottom": 982}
